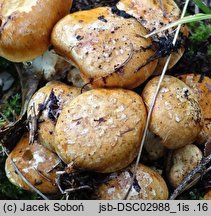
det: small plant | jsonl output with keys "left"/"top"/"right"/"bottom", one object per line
{"left": 188, "top": 21, "right": 211, "bottom": 56}
{"left": 0, "top": 93, "right": 21, "bottom": 127}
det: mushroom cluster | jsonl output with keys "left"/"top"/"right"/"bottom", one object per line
{"left": 1, "top": 0, "right": 210, "bottom": 200}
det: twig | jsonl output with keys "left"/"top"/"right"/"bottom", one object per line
{"left": 28, "top": 103, "right": 38, "bottom": 144}
{"left": 28, "top": 94, "right": 49, "bottom": 144}
{"left": 64, "top": 185, "right": 92, "bottom": 193}
{"left": 55, "top": 174, "right": 64, "bottom": 194}
{"left": 202, "top": 166, "right": 211, "bottom": 177}
{"left": 123, "top": 0, "right": 191, "bottom": 200}
{"left": 46, "top": 160, "right": 62, "bottom": 173}
{"left": 34, "top": 167, "right": 53, "bottom": 183}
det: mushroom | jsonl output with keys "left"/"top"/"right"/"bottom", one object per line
{"left": 5, "top": 133, "right": 61, "bottom": 194}
{"left": 67, "top": 67, "right": 86, "bottom": 88}
{"left": 51, "top": 7, "right": 158, "bottom": 89}
{"left": 27, "top": 81, "right": 81, "bottom": 152}
{"left": 168, "top": 144, "right": 203, "bottom": 189}
{"left": 97, "top": 163, "right": 169, "bottom": 200}
{"left": 54, "top": 88, "right": 147, "bottom": 173}
{"left": 144, "top": 131, "right": 166, "bottom": 161}
{"left": 178, "top": 74, "right": 211, "bottom": 144}
{"left": 23, "top": 50, "right": 71, "bottom": 81}
{"left": 204, "top": 190, "right": 211, "bottom": 200}
{"left": 0, "top": 0, "right": 73, "bottom": 62}
{"left": 142, "top": 75, "right": 203, "bottom": 149}
{"left": 116, "top": 0, "right": 189, "bottom": 74}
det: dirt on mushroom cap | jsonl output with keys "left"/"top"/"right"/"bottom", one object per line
{"left": 97, "top": 163, "right": 169, "bottom": 200}
{"left": 142, "top": 75, "right": 203, "bottom": 149}
{"left": 5, "top": 133, "right": 61, "bottom": 194}
{"left": 116, "top": 0, "right": 189, "bottom": 74}
{"left": 54, "top": 88, "right": 147, "bottom": 173}
{"left": 178, "top": 74, "right": 211, "bottom": 144}
{"left": 27, "top": 81, "right": 81, "bottom": 152}
{"left": 51, "top": 7, "right": 158, "bottom": 89}
{"left": 168, "top": 144, "right": 203, "bottom": 189}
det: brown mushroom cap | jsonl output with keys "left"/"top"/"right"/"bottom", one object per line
{"left": 116, "top": 0, "right": 189, "bottom": 73}
{"left": 51, "top": 7, "right": 158, "bottom": 89}
{"left": 5, "top": 133, "right": 61, "bottom": 194}
{"left": 117, "top": 0, "right": 181, "bottom": 34}
{"left": 142, "top": 75, "right": 203, "bottom": 149}
{"left": 168, "top": 144, "right": 202, "bottom": 189}
{"left": 0, "top": 0, "right": 72, "bottom": 62}
{"left": 204, "top": 190, "right": 211, "bottom": 200}
{"left": 178, "top": 74, "right": 211, "bottom": 144}
{"left": 55, "top": 88, "right": 147, "bottom": 173}
{"left": 27, "top": 81, "right": 81, "bottom": 152}
{"left": 97, "top": 163, "right": 169, "bottom": 200}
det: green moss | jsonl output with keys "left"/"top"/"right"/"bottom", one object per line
{"left": 174, "top": 20, "right": 211, "bottom": 76}
{"left": 0, "top": 57, "right": 38, "bottom": 200}
{"left": 189, "top": 22, "right": 211, "bottom": 43}
{"left": 188, "top": 189, "right": 205, "bottom": 200}
{"left": 0, "top": 93, "right": 21, "bottom": 127}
